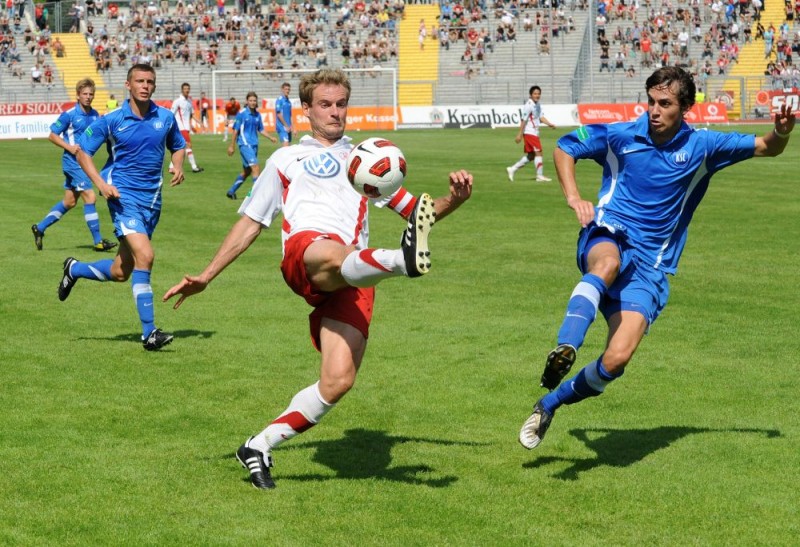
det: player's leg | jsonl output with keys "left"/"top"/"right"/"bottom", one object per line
{"left": 183, "top": 132, "right": 202, "bottom": 172}
{"left": 541, "top": 232, "right": 620, "bottom": 390}
{"left": 533, "top": 145, "right": 551, "bottom": 181}
{"left": 240, "top": 312, "right": 368, "bottom": 489}
{"left": 508, "top": 136, "right": 535, "bottom": 179}
{"left": 78, "top": 188, "right": 117, "bottom": 251}
{"left": 33, "top": 186, "right": 78, "bottom": 250}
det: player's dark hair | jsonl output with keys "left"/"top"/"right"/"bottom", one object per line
{"left": 126, "top": 63, "right": 156, "bottom": 82}
{"left": 299, "top": 69, "right": 351, "bottom": 105}
{"left": 181, "top": 82, "right": 190, "bottom": 89}
{"left": 646, "top": 66, "right": 696, "bottom": 111}
{"left": 246, "top": 91, "right": 258, "bottom": 100}
{"left": 529, "top": 85, "right": 542, "bottom": 95}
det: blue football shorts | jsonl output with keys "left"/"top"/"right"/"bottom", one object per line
{"left": 107, "top": 198, "right": 161, "bottom": 239}
{"left": 62, "top": 166, "right": 94, "bottom": 192}
{"left": 576, "top": 222, "right": 670, "bottom": 326}
{"left": 277, "top": 128, "right": 292, "bottom": 144}
{"left": 239, "top": 144, "right": 259, "bottom": 168}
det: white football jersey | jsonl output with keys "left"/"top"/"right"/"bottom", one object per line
{"left": 521, "top": 99, "right": 544, "bottom": 136}
{"left": 240, "top": 135, "right": 413, "bottom": 254}
{"left": 171, "top": 95, "right": 194, "bottom": 132}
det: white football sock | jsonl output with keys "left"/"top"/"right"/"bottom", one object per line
{"left": 341, "top": 248, "right": 406, "bottom": 287}
{"left": 512, "top": 156, "right": 530, "bottom": 170}
{"left": 249, "top": 382, "right": 334, "bottom": 453}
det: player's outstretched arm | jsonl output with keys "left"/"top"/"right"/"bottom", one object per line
{"left": 754, "top": 103, "right": 795, "bottom": 157}
{"left": 163, "top": 214, "right": 264, "bottom": 309}
{"left": 432, "top": 169, "right": 473, "bottom": 222}
{"left": 554, "top": 147, "right": 594, "bottom": 227}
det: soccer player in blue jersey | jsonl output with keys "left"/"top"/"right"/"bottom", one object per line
{"left": 520, "top": 66, "right": 795, "bottom": 449}
{"left": 32, "top": 78, "right": 117, "bottom": 253}
{"left": 57, "top": 64, "right": 187, "bottom": 351}
{"left": 225, "top": 91, "right": 278, "bottom": 200}
{"left": 275, "top": 82, "right": 295, "bottom": 148}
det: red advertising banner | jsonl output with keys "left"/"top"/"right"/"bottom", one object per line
{"left": 577, "top": 102, "right": 729, "bottom": 124}
{"left": 753, "top": 87, "right": 800, "bottom": 115}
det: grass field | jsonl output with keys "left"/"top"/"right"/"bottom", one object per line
{"left": 2, "top": 126, "right": 799, "bottom": 544}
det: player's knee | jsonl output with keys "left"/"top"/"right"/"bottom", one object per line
{"left": 591, "top": 255, "right": 621, "bottom": 283}
{"left": 320, "top": 374, "right": 355, "bottom": 403}
{"left": 601, "top": 345, "right": 634, "bottom": 373}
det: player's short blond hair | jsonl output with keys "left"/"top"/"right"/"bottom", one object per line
{"left": 298, "top": 69, "right": 351, "bottom": 106}
{"left": 75, "top": 78, "right": 96, "bottom": 94}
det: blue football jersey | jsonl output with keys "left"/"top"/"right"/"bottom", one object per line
{"left": 79, "top": 99, "right": 185, "bottom": 208}
{"left": 234, "top": 109, "right": 264, "bottom": 147}
{"left": 557, "top": 113, "right": 755, "bottom": 274}
{"left": 275, "top": 95, "right": 293, "bottom": 131}
{"left": 50, "top": 104, "right": 101, "bottom": 172}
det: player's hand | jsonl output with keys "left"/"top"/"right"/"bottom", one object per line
{"left": 227, "top": 145, "right": 234, "bottom": 156}
{"left": 163, "top": 274, "right": 208, "bottom": 309}
{"left": 449, "top": 169, "right": 473, "bottom": 202}
{"left": 775, "top": 103, "right": 795, "bottom": 135}
{"left": 98, "top": 182, "right": 120, "bottom": 199}
{"left": 170, "top": 169, "right": 185, "bottom": 186}
{"left": 514, "top": 134, "right": 522, "bottom": 144}
{"left": 567, "top": 197, "right": 595, "bottom": 227}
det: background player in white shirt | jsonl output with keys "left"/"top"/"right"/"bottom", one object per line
{"left": 170, "top": 82, "right": 203, "bottom": 173}
{"left": 163, "top": 69, "right": 473, "bottom": 490}
{"left": 507, "top": 85, "right": 557, "bottom": 182}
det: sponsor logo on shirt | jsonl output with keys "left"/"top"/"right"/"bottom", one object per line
{"left": 304, "top": 152, "right": 340, "bottom": 178}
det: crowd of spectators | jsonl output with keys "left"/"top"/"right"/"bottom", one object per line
{"left": 592, "top": 0, "right": 800, "bottom": 89}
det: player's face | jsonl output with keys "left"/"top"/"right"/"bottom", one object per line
{"left": 76, "top": 86, "right": 95, "bottom": 109}
{"left": 282, "top": 84, "right": 291, "bottom": 97}
{"left": 126, "top": 69, "right": 156, "bottom": 102}
{"left": 530, "top": 89, "right": 541, "bottom": 102}
{"left": 246, "top": 95, "right": 258, "bottom": 110}
{"left": 182, "top": 84, "right": 190, "bottom": 98}
{"left": 303, "top": 83, "right": 348, "bottom": 146}
{"left": 647, "top": 82, "right": 685, "bottom": 145}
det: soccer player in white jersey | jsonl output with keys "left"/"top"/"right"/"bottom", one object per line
{"left": 163, "top": 69, "right": 473, "bottom": 489}
{"left": 519, "top": 66, "right": 795, "bottom": 450}
{"left": 169, "top": 82, "right": 203, "bottom": 173}
{"left": 507, "top": 85, "right": 557, "bottom": 182}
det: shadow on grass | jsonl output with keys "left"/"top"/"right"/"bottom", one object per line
{"left": 523, "top": 426, "right": 781, "bottom": 481}
{"left": 256, "top": 428, "right": 485, "bottom": 487}
{"left": 77, "top": 329, "right": 215, "bottom": 345}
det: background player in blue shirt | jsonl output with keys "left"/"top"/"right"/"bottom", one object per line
{"left": 520, "top": 66, "right": 795, "bottom": 449}
{"left": 57, "top": 64, "right": 187, "bottom": 351}
{"left": 275, "top": 82, "right": 295, "bottom": 148}
{"left": 32, "top": 78, "right": 116, "bottom": 253}
{"left": 225, "top": 91, "right": 277, "bottom": 200}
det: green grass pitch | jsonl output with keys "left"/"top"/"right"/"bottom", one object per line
{"left": 1, "top": 126, "right": 798, "bottom": 544}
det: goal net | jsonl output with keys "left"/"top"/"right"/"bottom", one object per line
{"left": 210, "top": 68, "right": 398, "bottom": 134}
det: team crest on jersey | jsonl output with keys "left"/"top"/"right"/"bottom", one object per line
{"left": 153, "top": 121, "right": 164, "bottom": 130}
{"left": 672, "top": 149, "right": 690, "bottom": 166}
{"left": 303, "top": 152, "right": 340, "bottom": 178}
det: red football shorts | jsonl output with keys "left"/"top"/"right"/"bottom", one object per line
{"left": 281, "top": 230, "right": 375, "bottom": 351}
{"left": 180, "top": 129, "right": 192, "bottom": 146}
{"left": 523, "top": 134, "right": 542, "bottom": 154}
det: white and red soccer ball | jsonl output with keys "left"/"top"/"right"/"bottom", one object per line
{"left": 346, "top": 137, "right": 406, "bottom": 198}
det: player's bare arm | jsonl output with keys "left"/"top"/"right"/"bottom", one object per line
{"left": 554, "top": 147, "right": 594, "bottom": 226}
{"left": 76, "top": 148, "right": 119, "bottom": 199}
{"left": 48, "top": 132, "right": 79, "bottom": 155}
{"left": 163, "top": 214, "right": 264, "bottom": 309}
{"left": 432, "top": 169, "right": 473, "bottom": 221}
{"left": 170, "top": 150, "right": 186, "bottom": 185}
{"left": 754, "top": 104, "right": 795, "bottom": 157}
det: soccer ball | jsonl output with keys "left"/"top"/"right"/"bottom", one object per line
{"left": 346, "top": 138, "right": 407, "bottom": 198}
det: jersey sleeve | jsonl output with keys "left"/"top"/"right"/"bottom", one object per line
{"left": 704, "top": 130, "right": 755, "bottom": 173}
{"left": 78, "top": 115, "right": 111, "bottom": 156}
{"left": 557, "top": 124, "right": 609, "bottom": 163}
{"left": 50, "top": 111, "right": 71, "bottom": 136}
{"left": 233, "top": 112, "right": 243, "bottom": 131}
{"left": 238, "top": 156, "right": 283, "bottom": 227}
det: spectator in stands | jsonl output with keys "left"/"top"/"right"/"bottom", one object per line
{"left": 538, "top": 33, "right": 550, "bottom": 55}
{"left": 30, "top": 63, "right": 42, "bottom": 86}
{"left": 53, "top": 36, "right": 66, "bottom": 57}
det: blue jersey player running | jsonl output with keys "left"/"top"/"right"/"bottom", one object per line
{"left": 275, "top": 82, "right": 295, "bottom": 148}
{"left": 57, "top": 64, "right": 187, "bottom": 351}
{"left": 32, "top": 78, "right": 116, "bottom": 253}
{"left": 519, "top": 66, "right": 795, "bottom": 449}
{"left": 225, "top": 91, "right": 277, "bottom": 200}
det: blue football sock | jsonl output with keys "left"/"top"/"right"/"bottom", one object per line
{"left": 556, "top": 273, "right": 608, "bottom": 350}
{"left": 83, "top": 203, "right": 102, "bottom": 245}
{"left": 132, "top": 269, "right": 155, "bottom": 338}
{"left": 71, "top": 259, "right": 114, "bottom": 281}
{"left": 38, "top": 202, "right": 69, "bottom": 232}
{"left": 228, "top": 175, "right": 245, "bottom": 195}
{"left": 541, "top": 358, "right": 621, "bottom": 415}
